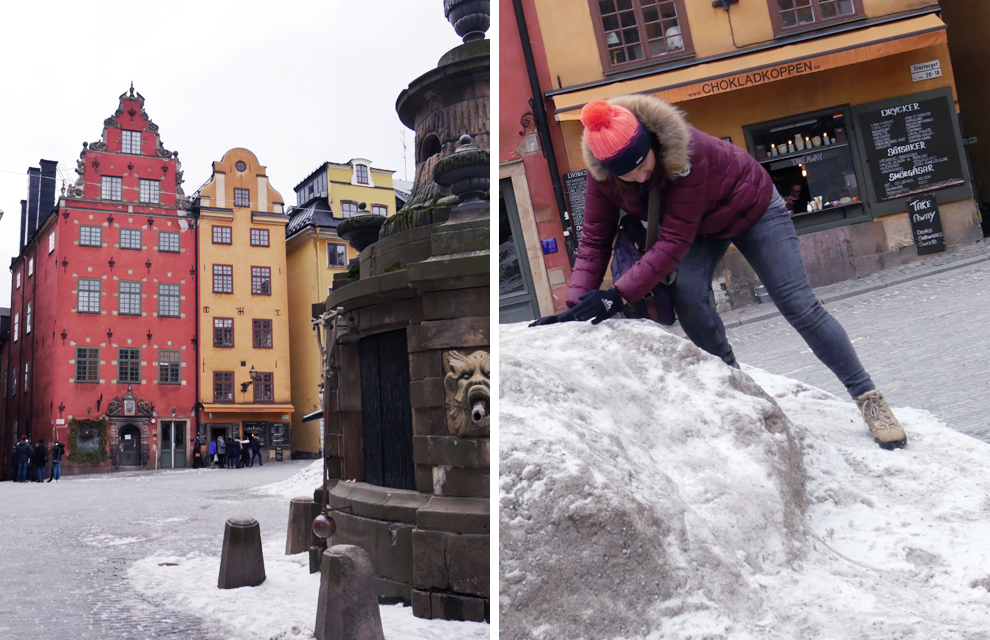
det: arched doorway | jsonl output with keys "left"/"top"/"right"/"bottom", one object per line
{"left": 119, "top": 425, "right": 141, "bottom": 467}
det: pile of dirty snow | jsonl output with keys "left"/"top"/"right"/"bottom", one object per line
{"left": 500, "top": 320, "right": 990, "bottom": 640}
{"left": 254, "top": 458, "right": 324, "bottom": 500}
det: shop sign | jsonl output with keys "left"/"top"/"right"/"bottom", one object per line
{"left": 910, "top": 60, "right": 941, "bottom": 82}
{"left": 698, "top": 61, "right": 815, "bottom": 96}
{"left": 906, "top": 195, "right": 945, "bottom": 254}
{"left": 856, "top": 94, "right": 965, "bottom": 201}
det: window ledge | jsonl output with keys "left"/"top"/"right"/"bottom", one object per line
{"left": 774, "top": 14, "right": 866, "bottom": 40}
{"left": 602, "top": 50, "right": 697, "bottom": 78}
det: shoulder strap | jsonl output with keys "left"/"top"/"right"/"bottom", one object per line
{"left": 645, "top": 187, "right": 660, "bottom": 250}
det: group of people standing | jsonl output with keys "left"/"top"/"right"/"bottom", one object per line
{"left": 12, "top": 435, "right": 64, "bottom": 483}
{"left": 192, "top": 434, "right": 263, "bottom": 470}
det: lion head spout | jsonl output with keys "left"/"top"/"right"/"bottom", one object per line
{"left": 443, "top": 350, "right": 490, "bottom": 437}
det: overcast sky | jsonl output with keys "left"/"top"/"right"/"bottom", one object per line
{"left": 0, "top": 0, "right": 466, "bottom": 307}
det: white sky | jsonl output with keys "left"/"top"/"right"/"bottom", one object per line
{"left": 0, "top": 0, "right": 465, "bottom": 307}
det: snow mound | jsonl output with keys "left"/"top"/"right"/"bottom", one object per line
{"left": 255, "top": 459, "right": 324, "bottom": 500}
{"left": 500, "top": 320, "right": 990, "bottom": 639}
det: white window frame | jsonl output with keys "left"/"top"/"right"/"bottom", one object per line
{"left": 327, "top": 242, "right": 348, "bottom": 268}
{"left": 27, "top": 258, "right": 34, "bottom": 277}
{"left": 349, "top": 159, "right": 375, "bottom": 187}
{"left": 13, "top": 312, "right": 19, "bottom": 342}
{"left": 49, "top": 230, "right": 55, "bottom": 254}
{"left": 25, "top": 302, "right": 31, "bottom": 334}
{"left": 15, "top": 271, "right": 20, "bottom": 289}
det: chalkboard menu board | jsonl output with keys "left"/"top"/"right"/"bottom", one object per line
{"left": 243, "top": 422, "right": 266, "bottom": 446}
{"left": 906, "top": 195, "right": 945, "bottom": 255}
{"left": 856, "top": 93, "right": 965, "bottom": 201}
{"left": 269, "top": 422, "right": 291, "bottom": 447}
{"left": 563, "top": 169, "right": 589, "bottom": 244}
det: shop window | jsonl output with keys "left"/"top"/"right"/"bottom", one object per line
{"left": 745, "top": 105, "right": 868, "bottom": 233}
{"left": 589, "top": 0, "right": 693, "bottom": 73}
{"left": 767, "top": 0, "right": 863, "bottom": 36}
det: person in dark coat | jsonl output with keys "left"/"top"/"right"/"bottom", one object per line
{"left": 33, "top": 439, "right": 48, "bottom": 483}
{"left": 533, "top": 95, "right": 906, "bottom": 450}
{"left": 229, "top": 437, "right": 241, "bottom": 469}
{"left": 15, "top": 436, "right": 32, "bottom": 483}
{"left": 48, "top": 440, "right": 65, "bottom": 482}
{"left": 240, "top": 438, "right": 250, "bottom": 468}
{"left": 249, "top": 434, "right": 263, "bottom": 467}
{"left": 217, "top": 435, "right": 226, "bottom": 469}
{"left": 192, "top": 438, "right": 203, "bottom": 469}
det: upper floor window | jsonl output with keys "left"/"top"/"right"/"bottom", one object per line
{"left": 341, "top": 201, "right": 358, "bottom": 218}
{"left": 372, "top": 204, "right": 388, "bottom": 216}
{"left": 253, "top": 372, "right": 274, "bottom": 402}
{"left": 11, "top": 368, "right": 16, "bottom": 394}
{"left": 139, "top": 179, "right": 160, "bottom": 204}
{"left": 101, "top": 175, "right": 122, "bottom": 200}
{"left": 24, "top": 362, "right": 29, "bottom": 392}
{"left": 212, "top": 225, "right": 232, "bottom": 245}
{"left": 13, "top": 312, "right": 19, "bottom": 342}
{"left": 80, "top": 225, "right": 102, "bottom": 247}
{"left": 121, "top": 130, "right": 142, "bottom": 154}
{"left": 118, "top": 348, "right": 141, "bottom": 384}
{"left": 251, "top": 266, "right": 271, "bottom": 295}
{"left": 78, "top": 278, "right": 101, "bottom": 313}
{"left": 590, "top": 0, "right": 692, "bottom": 73}
{"left": 769, "top": 0, "right": 862, "bottom": 34}
{"left": 76, "top": 347, "right": 100, "bottom": 383}
{"left": 355, "top": 164, "right": 369, "bottom": 185}
{"left": 25, "top": 302, "right": 31, "bottom": 334}
{"left": 234, "top": 188, "right": 250, "bottom": 207}
{"left": 253, "top": 319, "right": 273, "bottom": 349}
{"left": 159, "top": 230, "right": 180, "bottom": 253}
{"left": 49, "top": 230, "right": 55, "bottom": 253}
{"left": 119, "top": 281, "right": 141, "bottom": 315}
{"left": 120, "top": 228, "right": 142, "bottom": 250}
{"left": 15, "top": 271, "right": 20, "bottom": 289}
{"left": 158, "top": 283, "right": 180, "bottom": 317}
{"left": 158, "top": 349, "right": 181, "bottom": 384}
{"left": 214, "top": 371, "right": 234, "bottom": 402}
{"left": 213, "top": 318, "right": 234, "bottom": 347}
{"left": 28, "top": 258, "right": 34, "bottom": 277}
{"left": 328, "top": 242, "right": 347, "bottom": 268}
{"left": 213, "top": 264, "right": 233, "bottom": 294}
{"left": 250, "top": 228, "right": 270, "bottom": 247}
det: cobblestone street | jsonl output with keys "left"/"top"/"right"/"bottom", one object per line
{"left": 710, "top": 243, "right": 990, "bottom": 443}
{"left": 0, "top": 461, "right": 312, "bottom": 640}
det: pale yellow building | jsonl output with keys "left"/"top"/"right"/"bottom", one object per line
{"left": 192, "top": 148, "right": 294, "bottom": 459}
{"left": 285, "top": 159, "right": 396, "bottom": 457}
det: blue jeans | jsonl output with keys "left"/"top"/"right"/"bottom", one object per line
{"left": 17, "top": 461, "right": 28, "bottom": 481}
{"left": 36, "top": 466, "right": 45, "bottom": 483}
{"left": 52, "top": 461, "right": 61, "bottom": 481}
{"left": 251, "top": 451, "right": 262, "bottom": 466}
{"left": 670, "top": 193, "right": 874, "bottom": 399}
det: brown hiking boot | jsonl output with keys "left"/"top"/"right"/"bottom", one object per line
{"left": 857, "top": 390, "right": 907, "bottom": 450}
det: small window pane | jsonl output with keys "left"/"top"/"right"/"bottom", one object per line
{"left": 797, "top": 6, "right": 814, "bottom": 23}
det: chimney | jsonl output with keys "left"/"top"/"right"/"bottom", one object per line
{"left": 22, "top": 159, "right": 58, "bottom": 251}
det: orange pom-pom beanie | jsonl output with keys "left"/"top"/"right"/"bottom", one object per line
{"left": 580, "top": 100, "right": 652, "bottom": 176}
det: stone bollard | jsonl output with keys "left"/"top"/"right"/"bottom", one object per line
{"left": 314, "top": 544, "right": 384, "bottom": 640}
{"left": 286, "top": 496, "right": 316, "bottom": 556}
{"left": 218, "top": 516, "right": 266, "bottom": 589}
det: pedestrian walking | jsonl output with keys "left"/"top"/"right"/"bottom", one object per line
{"left": 533, "top": 95, "right": 906, "bottom": 449}
{"left": 240, "top": 439, "right": 250, "bottom": 468}
{"left": 15, "top": 436, "right": 32, "bottom": 483}
{"left": 192, "top": 438, "right": 203, "bottom": 469}
{"left": 230, "top": 437, "right": 241, "bottom": 469}
{"left": 217, "top": 435, "right": 226, "bottom": 469}
{"left": 249, "top": 434, "right": 263, "bottom": 467}
{"left": 48, "top": 440, "right": 64, "bottom": 482}
{"left": 33, "top": 439, "right": 48, "bottom": 483}
{"left": 208, "top": 438, "right": 217, "bottom": 469}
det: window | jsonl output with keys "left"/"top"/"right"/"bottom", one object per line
{"left": 159, "top": 283, "right": 180, "bottom": 317}
{"left": 159, "top": 230, "right": 180, "bottom": 253}
{"left": 24, "top": 362, "right": 29, "bottom": 392}
{"left": 251, "top": 266, "right": 271, "bottom": 295}
{"left": 28, "top": 258, "right": 34, "bottom": 277}
{"left": 139, "top": 179, "right": 160, "bottom": 204}
{"left": 213, "top": 318, "right": 234, "bottom": 347}
{"left": 372, "top": 204, "right": 388, "bottom": 216}
{"left": 327, "top": 242, "right": 347, "bottom": 268}
{"left": 78, "top": 278, "right": 101, "bottom": 313}
{"left": 214, "top": 371, "right": 234, "bottom": 402}
{"left": 49, "top": 230, "right": 55, "bottom": 254}
{"left": 120, "top": 281, "right": 141, "bottom": 315}
{"left": 121, "top": 130, "right": 142, "bottom": 154}
{"left": 12, "top": 368, "right": 16, "bottom": 395}
{"left": 769, "top": 0, "right": 862, "bottom": 33}
{"left": 212, "top": 225, "right": 232, "bottom": 244}
{"left": 101, "top": 176, "right": 122, "bottom": 200}
{"left": 15, "top": 271, "right": 20, "bottom": 289}
{"left": 213, "top": 265, "right": 233, "bottom": 294}
{"left": 234, "top": 188, "right": 250, "bottom": 207}
{"left": 158, "top": 350, "right": 181, "bottom": 384}
{"left": 590, "top": 0, "right": 693, "bottom": 72}
{"left": 80, "top": 225, "right": 102, "bottom": 247}
{"left": 25, "top": 302, "right": 31, "bottom": 334}
{"left": 76, "top": 347, "right": 100, "bottom": 383}
{"left": 120, "top": 228, "right": 142, "bottom": 250}
{"left": 250, "top": 228, "right": 270, "bottom": 247}
{"left": 254, "top": 372, "right": 274, "bottom": 403}
{"left": 253, "top": 319, "right": 273, "bottom": 349}
{"left": 341, "top": 201, "right": 358, "bottom": 218}
{"left": 12, "top": 312, "right": 18, "bottom": 342}
{"left": 118, "top": 348, "right": 141, "bottom": 383}
{"left": 355, "top": 164, "right": 369, "bottom": 184}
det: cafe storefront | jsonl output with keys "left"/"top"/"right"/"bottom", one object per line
{"left": 547, "top": 11, "right": 981, "bottom": 308}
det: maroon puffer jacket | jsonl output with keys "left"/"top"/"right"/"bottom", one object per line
{"left": 567, "top": 94, "right": 773, "bottom": 306}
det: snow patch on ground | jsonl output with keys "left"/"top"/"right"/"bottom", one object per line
{"left": 254, "top": 459, "right": 324, "bottom": 500}
{"left": 500, "top": 320, "right": 990, "bottom": 639}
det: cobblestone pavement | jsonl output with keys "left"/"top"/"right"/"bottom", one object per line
{"left": 0, "top": 461, "right": 313, "bottom": 639}
{"left": 693, "top": 239, "right": 990, "bottom": 443}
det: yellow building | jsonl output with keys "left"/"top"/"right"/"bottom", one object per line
{"left": 192, "top": 148, "right": 294, "bottom": 460}
{"left": 286, "top": 159, "right": 396, "bottom": 458}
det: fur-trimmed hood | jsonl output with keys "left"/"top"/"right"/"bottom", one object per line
{"left": 581, "top": 94, "right": 691, "bottom": 182}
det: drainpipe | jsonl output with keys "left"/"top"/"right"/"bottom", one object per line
{"left": 511, "top": 0, "right": 577, "bottom": 265}
{"left": 192, "top": 207, "right": 201, "bottom": 462}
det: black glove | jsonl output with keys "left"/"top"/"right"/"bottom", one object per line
{"left": 529, "top": 307, "right": 577, "bottom": 327}
{"left": 571, "top": 288, "right": 623, "bottom": 324}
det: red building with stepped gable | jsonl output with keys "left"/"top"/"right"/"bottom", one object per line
{"left": 2, "top": 86, "right": 198, "bottom": 476}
